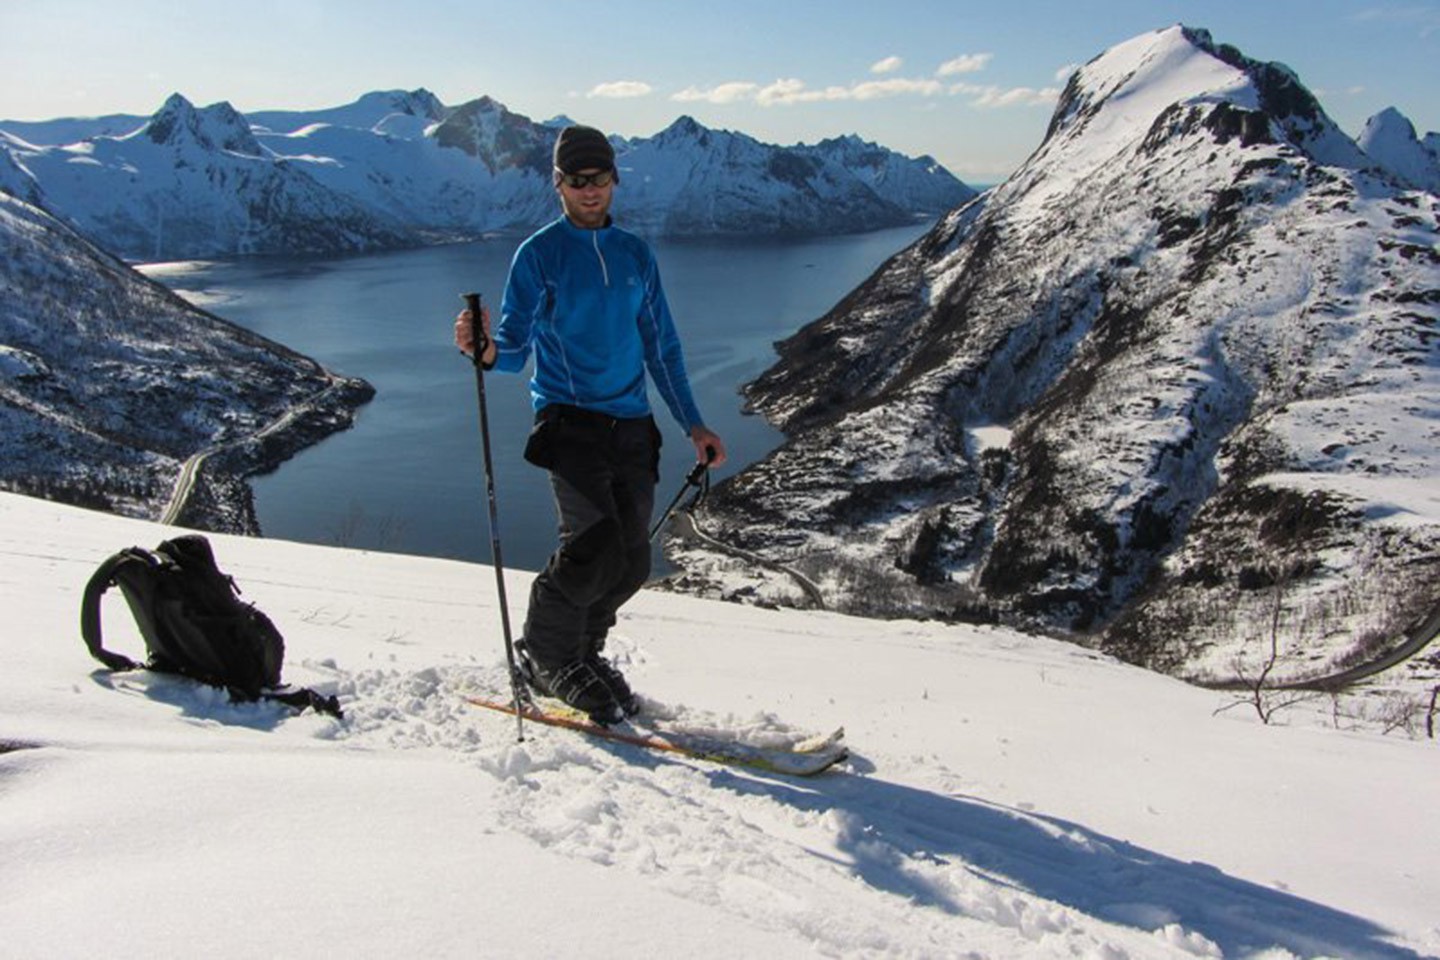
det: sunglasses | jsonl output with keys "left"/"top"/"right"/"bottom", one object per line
{"left": 556, "top": 169, "right": 616, "bottom": 189}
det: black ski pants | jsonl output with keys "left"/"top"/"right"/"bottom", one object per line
{"left": 521, "top": 405, "right": 659, "bottom": 669}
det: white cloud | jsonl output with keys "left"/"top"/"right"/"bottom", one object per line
{"left": 680, "top": 76, "right": 945, "bottom": 107}
{"left": 937, "top": 53, "right": 993, "bottom": 76}
{"left": 672, "top": 82, "right": 760, "bottom": 104}
{"left": 871, "top": 55, "right": 904, "bottom": 75}
{"left": 757, "top": 78, "right": 848, "bottom": 105}
{"left": 587, "top": 81, "right": 653, "bottom": 99}
{"left": 950, "top": 82, "right": 1062, "bottom": 108}
{"left": 669, "top": 60, "right": 1045, "bottom": 111}
{"left": 1054, "top": 63, "right": 1081, "bottom": 83}
{"left": 851, "top": 77, "right": 944, "bottom": 100}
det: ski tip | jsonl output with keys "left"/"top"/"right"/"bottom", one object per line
{"left": 792, "top": 727, "right": 846, "bottom": 753}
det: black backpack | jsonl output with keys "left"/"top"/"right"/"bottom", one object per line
{"left": 81, "top": 534, "right": 341, "bottom": 717}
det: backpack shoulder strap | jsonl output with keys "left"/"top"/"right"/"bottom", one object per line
{"left": 79, "top": 548, "right": 152, "bottom": 671}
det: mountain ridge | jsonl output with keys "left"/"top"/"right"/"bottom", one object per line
{"left": 0, "top": 90, "right": 974, "bottom": 259}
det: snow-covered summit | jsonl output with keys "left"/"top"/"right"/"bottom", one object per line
{"left": 1019, "top": 25, "right": 1365, "bottom": 212}
{"left": 248, "top": 88, "right": 446, "bottom": 136}
{"left": 1358, "top": 106, "right": 1440, "bottom": 193}
{"left": 140, "top": 93, "right": 264, "bottom": 156}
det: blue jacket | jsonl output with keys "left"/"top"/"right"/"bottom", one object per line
{"left": 494, "top": 216, "right": 705, "bottom": 432}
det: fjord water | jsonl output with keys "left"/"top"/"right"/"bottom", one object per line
{"left": 148, "top": 223, "right": 929, "bottom": 571}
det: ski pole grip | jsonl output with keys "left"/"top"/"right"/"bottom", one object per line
{"left": 461, "top": 292, "right": 490, "bottom": 366}
{"left": 683, "top": 445, "right": 716, "bottom": 485}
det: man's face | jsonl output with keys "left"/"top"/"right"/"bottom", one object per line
{"left": 557, "top": 168, "right": 614, "bottom": 229}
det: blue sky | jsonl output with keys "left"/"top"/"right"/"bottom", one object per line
{"left": 1, "top": 0, "right": 1436, "bottom": 182}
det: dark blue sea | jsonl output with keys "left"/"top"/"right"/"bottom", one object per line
{"left": 147, "top": 223, "right": 929, "bottom": 572}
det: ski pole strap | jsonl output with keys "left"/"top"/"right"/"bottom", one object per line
{"left": 649, "top": 457, "right": 712, "bottom": 541}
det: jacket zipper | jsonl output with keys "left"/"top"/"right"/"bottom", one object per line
{"left": 591, "top": 231, "right": 610, "bottom": 287}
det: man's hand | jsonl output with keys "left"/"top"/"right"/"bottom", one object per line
{"left": 691, "top": 426, "right": 727, "bottom": 468}
{"left": 454, "top": 306, "right": 497, "bottom": 367}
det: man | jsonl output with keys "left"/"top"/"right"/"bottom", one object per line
{"left": 456, "top": 124, "right": 726, "bottom": 725}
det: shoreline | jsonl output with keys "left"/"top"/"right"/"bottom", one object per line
{"left": 164, "top": 374, "right": 376, "bottom": 536}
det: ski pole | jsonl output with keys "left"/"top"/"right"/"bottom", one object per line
{"left": 462, "top": 292, "right": 526, "bottom": 742}
{"left": 649, "top": 446, "right": 715, "bottom": 541}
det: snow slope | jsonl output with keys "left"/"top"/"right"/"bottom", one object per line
{"left": 3, "top": 490, "right": 1436, "bottom": 959}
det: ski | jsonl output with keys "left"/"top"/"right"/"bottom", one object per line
{"left": 463, "top": 693, "right": 848, "bottom": 777}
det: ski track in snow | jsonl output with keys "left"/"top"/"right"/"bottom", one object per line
{"left": 318, "top": 653, "right": 1415, "bottom": 959}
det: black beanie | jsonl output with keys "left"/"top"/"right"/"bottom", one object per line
{"left": 553, "top": 125, "right": 615, "bottom": 174}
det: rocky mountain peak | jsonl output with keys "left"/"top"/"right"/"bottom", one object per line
{"left": 143, "top": 94, "right": 262, "bottom": 156}
{"left": 810, "top": 134, "right": 885, "bottom": 164}
{"left": 1041, "top": 25, "right": 1364, "bottom": 173}
{"left": 654, "top": 115, "right": 711, "bottom": 147}
{"left": 431, "top": 96, "right": 550, "bottom": 173}
{"left": 393, "top": 87, "right": 446, "bottom": 121}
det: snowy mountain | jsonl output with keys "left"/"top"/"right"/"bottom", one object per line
{"left": 1358, "top": 106, "right": 1440, "bottom": 193}
{"left": 0, "top": 111, "right": 149, "bottom": 146}
{"left": 418, "top": 95, "right": 564, "bottom": 228}
{"left": 614, "top": 117, "right": 964, "bottom": 236}
{"left": 0, "top": 92, "right": 973, "bottom": 258}
{"left": 3, "top": 490, "right": 1438, "bottom": 958}
{"left": 801, "top": 133, "right": 980, "bottom": 216}
{"left": 1, "top": 94, "right": 419, "bottom": 259}
{"left": 247, "top": 88, "right": 447, "bottom": 137}
{"left": 0, "top": 190, "right": 372, "bottom": 529}
{"left": 676, "top": 26, "right": 1440, "bottom": 703}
